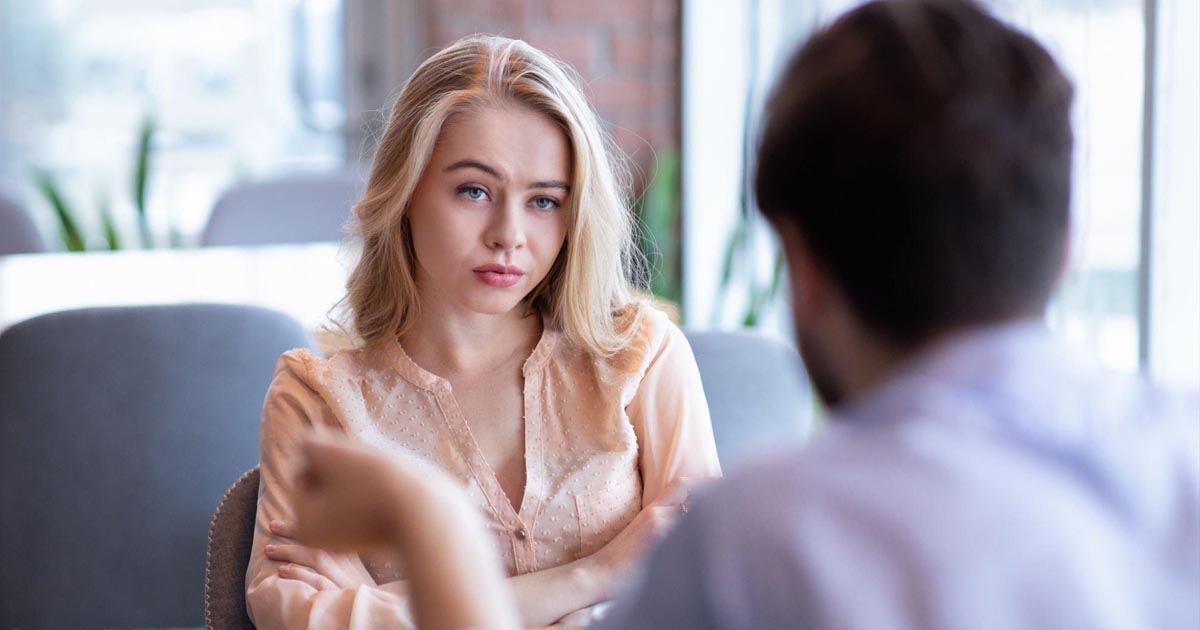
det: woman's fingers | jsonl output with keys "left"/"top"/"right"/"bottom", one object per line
{"left": 265, "top": 543, "right": 318, "bottom": 567}
{"left": 266, "top": 541, "right": 376, "bottom": 589}
{"left": 267, "top": 543, "right": 340, "bottom": 579}
{"left": 278, "top": 563, "right": 338, "bottom": 591}
{"left": 270, "top": 519, "right": 299, "bottom": 538}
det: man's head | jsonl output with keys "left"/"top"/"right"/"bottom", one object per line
{"left": 755, "top": 0, "right": 1074, "bottom": 405}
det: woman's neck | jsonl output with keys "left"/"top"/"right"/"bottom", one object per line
{"left": 400, "top": 302, "right": 543, "bottom": 380}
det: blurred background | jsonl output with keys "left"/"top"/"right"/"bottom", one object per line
{"left": 0, "top": 1, "right": 1196, "bottom": 627}
{"left": 0, "top": 0, "right": 1196, "bottom": 386}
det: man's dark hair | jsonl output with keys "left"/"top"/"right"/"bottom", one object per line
{"left": 755, "top": 0, "right": 1074, "bottom": 348}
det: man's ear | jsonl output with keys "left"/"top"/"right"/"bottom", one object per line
{"left": 774, "top": 220, "right": 827, "bottom": 326}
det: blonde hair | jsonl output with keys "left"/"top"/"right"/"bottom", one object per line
{"left": 343, "top": 35, "right": 645, "bottom": 355}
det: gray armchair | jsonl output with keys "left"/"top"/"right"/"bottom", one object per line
{"left": 685, "top": 329, "right": 812, "bottom": 467}
{"left": 201, "top": 173, "right": 363, "bottom": 247}
{"left": 0, "top": 192, "right": 46, "bottom": 255}
{"left": 206, "top": 467, "right": 261, "bottom": 630}
{"left": 0, "top": 304, "right": 311, "bottom": 629}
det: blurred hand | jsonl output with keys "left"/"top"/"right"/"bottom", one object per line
{"left": 290, "top": 435, "right": 520, "bottom": 630}
{"left": 555, "top": 601, "right": 617, "bottom": 629}
{"left": 291, "top": 436, "right": 417, "bottom": 552}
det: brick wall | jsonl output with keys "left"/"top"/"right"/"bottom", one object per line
{"left": 423, "top": 0, "right": 680, "bottom": 168}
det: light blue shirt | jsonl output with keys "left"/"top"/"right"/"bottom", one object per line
{"left": 601, "top": 321, "right": 1200, "bottom": 629}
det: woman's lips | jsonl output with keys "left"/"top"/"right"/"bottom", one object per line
{"left": 473, "top": 265, "right": 525, "bottom": 288}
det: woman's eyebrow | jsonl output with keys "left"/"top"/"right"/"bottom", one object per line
{"left": 445, "top": 159, "right": 501, "bottom": 179}
{"left": 530, "top": 180, "right": 570, "bottom": 191}
{"left": 445, "top": 159, "right": 569, "bottom": 191}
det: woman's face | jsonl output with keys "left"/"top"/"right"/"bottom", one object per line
{"left": 406, "top": 104, "right": 571, "bottom": 318}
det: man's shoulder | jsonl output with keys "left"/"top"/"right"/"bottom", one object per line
{"left": 687, "top": 433, "right": 871, "bottom": 529}
{"left": 681, "top": 415, "right": 1199, "bottom": 627}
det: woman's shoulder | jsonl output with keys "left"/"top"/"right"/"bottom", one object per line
{"left": 262, "top": 345, "right": 393, "bottom": 427}
{"left": 270, "top": 344, "right": 388, "bottom": 390}
{"left": 273, "top": 347, "right": 316, "bottom": 375}
{"left": 628, "top": 301, "right": 681, "bottom": 345}
{"left": 600, "top": 301, "right": 689, "bottom": 375}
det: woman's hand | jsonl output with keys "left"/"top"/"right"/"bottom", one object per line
{"left": 264, "top": 519, "right": 378, "bottom": 591}
{"left": 584, "top": 479, "right": 692, "bottom": 595}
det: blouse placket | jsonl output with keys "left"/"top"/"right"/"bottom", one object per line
{"left": 390, "top": 328, "right": 558, "bottom": 575}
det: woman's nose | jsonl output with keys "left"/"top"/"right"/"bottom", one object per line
{"left": 485, "top": 202, "right": 525, "bottom": 251}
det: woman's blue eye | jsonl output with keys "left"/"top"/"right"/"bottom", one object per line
{"left": 532, "top": 196, "right": 560, "bottom": 211}
{"left": 460, "top": 186, "right": 488, "bottom": 201}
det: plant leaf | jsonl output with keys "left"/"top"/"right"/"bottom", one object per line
{"left": 742, "top": 287, "right": 760, "bottom": 327}
{"left": 133, "top": 114, "right": 155, "bottom": 248}
{"left": 98, "top": 192, "right": 121, "bottom": 250}
{"left": 33, "top": 170, "right": 86, "bottom": 252}
{"left": 642, "top": 151, "right": 681, "bottom": 303}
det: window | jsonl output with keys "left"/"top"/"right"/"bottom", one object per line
{"left": 682, "top": 0, "right": 1199, "bottom": 388}
{"left": 0, "top": 0, "right": 347, "bottom": 245}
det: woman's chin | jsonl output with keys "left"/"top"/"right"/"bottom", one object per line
{"left": 460, "top": 294, "right": 527, "bottom": 317}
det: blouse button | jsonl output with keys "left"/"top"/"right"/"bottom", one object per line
{"left": 515, "top": 527, "right": 528, "bottom": 540}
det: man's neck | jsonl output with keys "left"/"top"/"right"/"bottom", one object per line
{"left": 835, "top": 318, "right": 1041, "bottom": 405}
{"left": 811, "top": 305, "right": 909, "bottom": 406}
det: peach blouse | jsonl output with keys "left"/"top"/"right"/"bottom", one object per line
{"left": 245, "top": 307, "right": 722, "bottom": 628}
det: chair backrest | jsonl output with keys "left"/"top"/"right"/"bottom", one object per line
{"left": 0, "top": 192, "right": 46, "bottom": 255}
{"left": 201, "top": 172, "right": 363, "bottom": 247}
{"left": 206, "top": 467, "right": 261, "bottom": 630}
{"left": 685, "top": 330, "right": 812, "bottom": 467}
{"left": 0, "top": 304, "right": 311, "bottom": 629}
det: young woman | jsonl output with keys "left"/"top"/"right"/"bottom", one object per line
{"left": 245, "top": 35, "right": 721, "bottom": 628}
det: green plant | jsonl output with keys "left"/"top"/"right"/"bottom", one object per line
{"left": 33, "top": 113, "right": 165, "bottom": 252}
{"left": 711, "top": 208, "right": 785, "bottom": 327}
{"left": 711, "top": 4, "right": 787, "bottom": 329}
{"left": 98, "top": 191, "right": 121, "bottom": 250}
{"left": 33, "top": 170, "right": 86, "bottom": 252}
{"left": 632, "top": 146, "right": 785, "bottom": 328}
{"left": 635, "top": 150, "right": 683, "bottom": 311}
{"left": 132, "top": 115, "right": 154, "bottom": 248}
